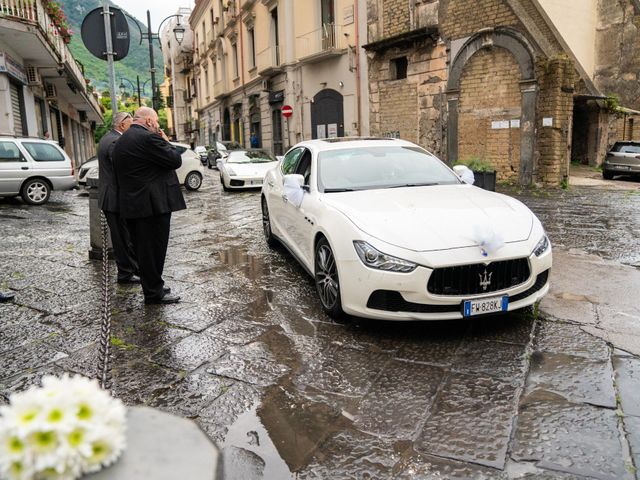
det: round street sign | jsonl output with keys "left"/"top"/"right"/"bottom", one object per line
{"left": 282, "top": 105, "right": 293, "bottom": 118}
{"left": 81, "top": 7, "right": 130, "bottom": 61}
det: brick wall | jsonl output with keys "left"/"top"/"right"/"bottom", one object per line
{"left": 535, "top": 55, "right": 575, "bottom": 184}
{"left": 441, "top": 0, "right": 519, "bottom": 40}
{"left": 383, "top": 0, "right": 410, "bottom": 37}
{"left": 457, "top": 47, "right": 522, "bottom": 181}
{"left": 377, "top": 83, "right": 419, "bottom": 143}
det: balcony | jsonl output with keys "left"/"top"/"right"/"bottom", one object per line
{"left": 0, "top": 0, "right": 102, "bottom": 120}
{"left": 256, "top": 45, "right": 281, "bottom": 77}
{"left": 199, "top": 42, "right": 206, "bottom": 59}
{"left": 213, "top": 79, "right": 228, "bottom": 99}
{"left": 296, "top": 23, "right": 347, "bottom": 64}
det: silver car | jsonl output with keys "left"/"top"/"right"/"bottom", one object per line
{"left": 603, "top": 141, "right": 640, "bottom": 180}
{"left": 0, "top": 137, "right": 76, "bottom": 205}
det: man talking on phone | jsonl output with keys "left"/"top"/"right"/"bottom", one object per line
{"left": 112, "top": 107, "right": 186, "bottom": 305}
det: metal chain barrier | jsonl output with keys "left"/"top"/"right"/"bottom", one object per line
{"left": 97, "top": 211, "right": 113, "bottom": 392}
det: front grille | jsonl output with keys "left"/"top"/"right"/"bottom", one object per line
{"left": 366, "top": 290, "right": 460, "bottom": 313}
{"left": 229, "top": 179, "right": 245, "bottom": 186}
{"left": 510, "top": 270, "right": 549, "bottom": 302}
{"left": 427, "top": 258, "right": 530, "bottom": 296}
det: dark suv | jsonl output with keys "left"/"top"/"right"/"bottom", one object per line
{"left": 603, "top": 141, "right": 640, "bottom": 180}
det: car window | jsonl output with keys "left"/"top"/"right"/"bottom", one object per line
{"left": 227, "top": 150, "right": 277, "bottom": 164}
{"left": 613, "top": 143, "right": 640, "bottom": 154}
{"left": 22, "top": 142, "right": 65, "bottom": 162}
{"left": 294, "top": 150, "right": 312, "bottom": 185}
{"left": 0, "top": 141, "right": 23, "bottom": 162}
{"left": 317, "top": 146, "right": 460, "bottom": 192}
{"left": 281, "top": 147, "right": 304, "bottom": 175}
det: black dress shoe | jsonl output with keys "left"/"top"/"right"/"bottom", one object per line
{"left": 118, "top": 274, "right": 141, "bottom": 284}
{"left": 145, "top": 294, "right": 180, "bottom": 305}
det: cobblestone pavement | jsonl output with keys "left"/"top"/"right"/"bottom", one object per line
{"left": 1, "top": 172, "right": 639, "bottom": 479}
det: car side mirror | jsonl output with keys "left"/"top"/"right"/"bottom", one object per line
{"left": 283, "top": 174, "right": 304, "bottom": 188}
{"left": 453, "top": 165, "right": 475, "bottom": 185}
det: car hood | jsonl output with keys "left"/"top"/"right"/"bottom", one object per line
{"left": 322, "top": 185, "right": 534, "bottom": 252}
{"left": 227, "top": 162, "right": 278, "bottom": 176}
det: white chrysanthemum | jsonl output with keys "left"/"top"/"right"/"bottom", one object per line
{"left": 0, "top": 374, "right": 127, "bottom": 480}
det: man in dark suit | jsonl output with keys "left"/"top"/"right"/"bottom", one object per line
{"left": 97, "top": 111, "right": 139, "bottom": 284}
{"left": 112, "top": 107, "right": 186, "bottom": 305}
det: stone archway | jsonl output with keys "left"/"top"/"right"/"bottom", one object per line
{"left": 446, "top": 28, "right": 537, "bottom": 185}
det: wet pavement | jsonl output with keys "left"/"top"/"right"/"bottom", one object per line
{"left": 1, "top": 172, "right": 639, "bottom": 479}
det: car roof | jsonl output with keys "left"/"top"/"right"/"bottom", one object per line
{"left": 293, "top": 137, "right": 419, "bottom": 152}
{"left": 0, "top": 137, "right": 59, "bottom": 144}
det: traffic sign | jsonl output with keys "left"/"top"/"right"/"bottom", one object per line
{"left": 81, "top": 7, "right": 130, "bottom": 61}
{"left": 282, "top": 105, "right": 293, "bottom": 118}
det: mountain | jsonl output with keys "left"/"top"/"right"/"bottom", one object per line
{"left": 60, "top": 0, "right": 165, "bottom": 95}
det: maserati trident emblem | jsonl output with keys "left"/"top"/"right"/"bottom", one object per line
{"left": 479, "top": 269, "right": 492, "bottom": 291}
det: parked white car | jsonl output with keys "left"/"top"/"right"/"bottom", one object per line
{"left": 84, "top": 142, "right": 204, "bottom": 191}
{"left": 219, "top": 149, "right": 278, "bottom": 191}
{"left": 261, "top": 138, "right": 552, "bottom": 321}
{"left": 0, "top": 137, "right": 77, "bottom": 205}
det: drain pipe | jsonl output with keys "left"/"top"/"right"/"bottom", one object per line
{"left": 354, "top": 0, "right": 362, "bottom": 136}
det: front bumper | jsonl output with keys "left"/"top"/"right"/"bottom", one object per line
{"left": 227, "top": 176, "right": 264, "bottom": 189}
{"left": 603, "top": 162, "right": 640, "bottom": 174}
{"left": 339, "top": 248, "right": 552, "bottom": 321}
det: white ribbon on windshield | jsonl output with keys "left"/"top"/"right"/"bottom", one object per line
{"left": 283, "top": 177, "right": 304, "bottom": 208}
{"left": 471, "top": 223, "right": 505, "bottom": 257}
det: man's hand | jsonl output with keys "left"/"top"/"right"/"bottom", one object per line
{"left": 159, "top": 129, "right": 170, "bottom": 142}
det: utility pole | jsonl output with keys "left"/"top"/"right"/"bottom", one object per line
{"left": 147, "top": 10, "right": 157, "bottom": 111}
{"left": 102, "top": 0, "right": 118, "bottom": 115}
{"left": 136, "top": 75, "right": 142, "bottom": 107}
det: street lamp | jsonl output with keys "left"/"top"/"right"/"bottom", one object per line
{"left": 129, "top": 11, "right": 187, "bottom": 111}
{"left": 119, "top": 77, "right": 135, "bottom": 99}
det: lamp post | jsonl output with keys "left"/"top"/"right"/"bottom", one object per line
{"left": 131, "top": 11, "right": 186, "bottom": 111}
{"left": 118, "top": 77, "right": 138, "bottom": 105}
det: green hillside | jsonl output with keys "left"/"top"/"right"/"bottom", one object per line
{"left": 60, "top": 0, "right": 164, "bottom": 95}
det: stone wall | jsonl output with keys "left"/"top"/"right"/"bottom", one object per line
{"left": 457, "top": 47, "right": 522, "bottom": 181}
{"left": 535, "top": 55, "right": 575, "bottom": 183}
{"left": 383, "top": 0, "right": 411, "bottom": 37}
{"left": 594, "top": 0, "right": 640, "bottom": 110}
{"left": 440, "top": 0, "right": 519, "bottom": 40}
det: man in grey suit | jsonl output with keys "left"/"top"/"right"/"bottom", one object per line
{"left": 97, "top": 111, "right": 139, "bottom": 283}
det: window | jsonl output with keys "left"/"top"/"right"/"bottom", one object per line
{"left": 248, "top": 28, "right": 256, "bottom": 69}
{"left": 204, "top": 70, "right": 210, "bottom": 98}
{"left": 22, "top": 142, "right": 65, "bottom": 162}
{"left": 294, "top": 150, "right": 312, "bottom": 185}
{"left": 391, "top": 57, "right": 408, "bottom": 80}
{"left": 281, "top": 147, "right": 304, "bottom": 175}
{"left": 0, "top": 141, "right": 23, "bottom": 162}
{"left": 232, "top": 43, "right": 239, "bottom": 78}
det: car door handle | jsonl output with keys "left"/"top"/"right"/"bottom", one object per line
{"left": 21, "top": 167, "right": 28, "bottom": 170}
{"left": 282, "top": 194, "right": 288, "bottom": 203}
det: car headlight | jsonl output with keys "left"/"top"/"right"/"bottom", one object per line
{"left": 226, "top": 166, "right": 237, "bottom": 176}
{"left": 533, "top": 234, "right": 550, "bottom": 257}
{"left": 353, "top": 241, "right": 417, "bottom": 273}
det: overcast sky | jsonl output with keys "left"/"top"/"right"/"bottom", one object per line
{"left": 122, "top": 0, "right": 194, "bottom": 32}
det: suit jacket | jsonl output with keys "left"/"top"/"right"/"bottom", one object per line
{"left": 97, "top": 129, "right": 121, "bottom": 212}
{"left": 112, "top": 124, "right": 186, "bottom": 219}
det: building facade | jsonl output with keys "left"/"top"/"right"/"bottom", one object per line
{"left": 366, "top": 0, "right": 640, "bottom": 185}
{"left": 189, "top": 0, "right": 369, "bottom": 154}
{"left": 0, "top": 0, "right": 102, "bottom": 168}
{"left": 160, "top": 8, "right": 195, "bottom": 144}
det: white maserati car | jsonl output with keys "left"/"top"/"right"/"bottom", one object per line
{"left": 219, "top": 149, "right": 279, "bottom": 191}
{"left": 261, "top": 138, "right": 552, "bottom": 321}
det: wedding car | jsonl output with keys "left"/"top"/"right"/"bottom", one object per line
{"left": 219, "top": 149, "right": 279, "bottom": 191}
{"left": 260, "top": 138, "right": 552, "bottom": 321}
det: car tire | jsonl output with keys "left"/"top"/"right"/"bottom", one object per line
{"left": 21, "top": 178, "right": 51, "bottom": 205}
{"left": 314, "top": 237, "right": 345, "bottom": 320}
{"left": 184, "top": 171, "right": 203, "bottom": 191}
{"left": 220, "top": 175, "right": 230, "bottom": 192}
{"left": 261, "top": 197, "right": 277, "bottom": 248}
{"left": 207, "top": 160, "right": 213, "bottom": 169}
{"left": 602, "top": 170, "right": 614, "bottom": 180}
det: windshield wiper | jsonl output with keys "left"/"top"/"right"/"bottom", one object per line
{"left": 386, "top": 182, "right": 440, "bottom": 188}
{"left": 324, "top": 188, "right": 356, "bottom": 193}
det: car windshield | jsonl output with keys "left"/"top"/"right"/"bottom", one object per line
{"left": 223, "top": 141, "right": 243, "bottom": 150}
{"left": 317, "top": 146, "right": 461, "bottom": 192}
{"left": 613, "top": 143, "right": 640, "bottom": 154}
{"left": 227, "top": 150, "right": 277, "bottom": 164}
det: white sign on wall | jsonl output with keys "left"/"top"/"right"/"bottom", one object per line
{"left": 491, "top": 120, "right": 509, "bottom": 130}
{"left": 328, "top": 123, "right": 338, "bottom": 138}
{"left": 542, "top": 117, "right": 553, "bottom": 127}
{"left": 510, "top": 119, "right": 520, "bottom": 128}
{"left": 317, "top": 124, "right": 327, "bottom": 139}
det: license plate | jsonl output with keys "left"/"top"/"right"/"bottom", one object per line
{"left": 463, "top": 296, "right": 508, "bottom": 317}
{"left": 250, "top": 180, "right": 261, "bottom": 185}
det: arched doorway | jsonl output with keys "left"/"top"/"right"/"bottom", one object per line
{"left": 311, "top": 89, "right": 344, "bottom": 139}
{"left": 446, "top": 28, "right": 536, "bottom": 185}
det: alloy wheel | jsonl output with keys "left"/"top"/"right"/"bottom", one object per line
{"left": 315, "top": 243, "right": 339, "bottom": 309}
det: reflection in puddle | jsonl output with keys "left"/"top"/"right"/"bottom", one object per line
{"left": 218, "top": 247, "right": 266, "bottom": 280}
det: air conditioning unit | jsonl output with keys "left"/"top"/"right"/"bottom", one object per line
{"left": 261, "top": 79, "right": 271, "bottom": 92}
{"left": 45, "top": 84, "right": 57, "bottom": 99}
{"left": 26, "top": 65, "right": 41, "bottom": 86}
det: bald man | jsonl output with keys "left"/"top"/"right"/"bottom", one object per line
{"left": 97, "top": 111, "right": 138, "bottom": 284}
{"left": 112, "top": 107, "right": 186, "bottom": 305}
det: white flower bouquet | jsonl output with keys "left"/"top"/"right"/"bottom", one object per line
{"left": 0, "top": 375, "right": 126, "bottom": 480}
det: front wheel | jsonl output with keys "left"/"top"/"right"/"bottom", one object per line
{"left": 314, "top": 237, "right": 344, "bottom": 319}
{"left": 261, "top": 197, "right": 277, "bottom": 248}
{"left": 21, "top": 178, "right": 51, "bottom": 205}
{"left": 602, "top": 170, "right": 614, "bottom": 180}
{"left": 184, "top": 171, "right": 202, "bottom": 191}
